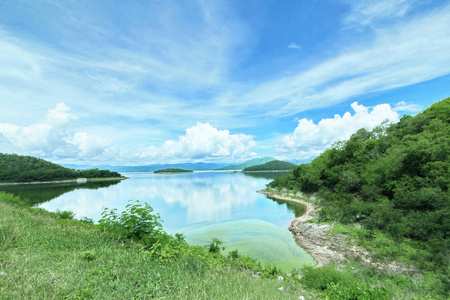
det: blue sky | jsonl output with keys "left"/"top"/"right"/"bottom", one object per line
{"left": 0, "top": 0, "right": 449, "bottom": 165}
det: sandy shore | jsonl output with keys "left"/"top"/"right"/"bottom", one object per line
{"left": 257, "top": 189, "right": 345, "bottom": 267}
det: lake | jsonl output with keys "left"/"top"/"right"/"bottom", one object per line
{"left": 0, "top": 171, "right": 315, "bottom": 270}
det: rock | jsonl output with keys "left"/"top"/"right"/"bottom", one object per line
{"left": 278, "top": 286, "right": 284, "bottom": 291}
{"left": 277, "top": 275, "right": 284, "bottom": 280}
{"left": 298, "top": 296, "right": 305, "bottom": 300}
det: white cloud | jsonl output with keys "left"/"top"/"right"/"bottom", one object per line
{"left": 0, "top": 103, "right": 116, "bottom": 162}
{"left": 393, "top": 101, "right": 422, "bottom": 113}
{"left": 136, "top": 123, "right": 256, "bottom": 162}
{"left": 276, "top": 102, "right": 400, "bottom": 159}
{"left": 345, "top": 0, "right": 413, "bottom": 25}
{"left": 288, "top": 43, "right": 301, "bottom": 50}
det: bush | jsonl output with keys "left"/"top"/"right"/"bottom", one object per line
{"left": 208, "top": 238, "right": 224, "bottom": 253}
{"left": 98, "top": 200, "right": 165, "bottom": 247}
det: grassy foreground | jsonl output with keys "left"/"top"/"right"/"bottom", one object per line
{"left": 1, "top": 191, "right": 446, "bottom": 299}
{"left": 0, "top": 192, "right": 316, "bottom": 299}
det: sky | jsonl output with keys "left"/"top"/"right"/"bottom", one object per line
{"left": 0, "top": 0, "right": 449, "bottom": 166}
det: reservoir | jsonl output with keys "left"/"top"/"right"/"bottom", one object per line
{"left": 0, "top": 171, "right": 315, "bottom": 270}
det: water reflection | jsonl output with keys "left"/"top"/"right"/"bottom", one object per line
{"left": 267, "top": 197, "right": 306, "bottom": 217}
{"left": 10, "top": 171, "right": 314, "bottom": 269}
{"left": 0, "top": 181, "right": 121, "bottom": 206}
{"left": 242, "top": 171, "right": 290, "bottom": 180}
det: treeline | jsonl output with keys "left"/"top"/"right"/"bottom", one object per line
{"left": 243, "top": 160, "right": 296, "bottom": 171}
{"left": 0, "top": 153, "right": 123, "bottom": 183}
{"left": 269, "top": 98, "right": 449, "bottom": 271}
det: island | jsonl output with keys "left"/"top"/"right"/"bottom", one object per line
{"left": 154, "top": 168, "right": 193, "bottom": 174}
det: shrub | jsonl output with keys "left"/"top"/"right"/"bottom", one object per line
{"left": 228, "top": 249, "right": 240, "bottom": 260}
{"left": 261, "top": 263, "right": 282, "bottom": 279}
{"left": 208, "top": 238, "right": 224, "bottom": 253}
{"left": 98, "top": 200, "right": 165, "bottom": 247}
{"left": 149, "top": 239, "right": 183, "bottom": 262}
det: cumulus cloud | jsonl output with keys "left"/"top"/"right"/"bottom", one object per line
{"left": 0, "top": 103, "right": 116, "bottom": 161}
{"left": 276, "top": 102, "right": 400, "bottom": 159}
{"left": 136, "top": 122, "right": 256, "bottom": 162}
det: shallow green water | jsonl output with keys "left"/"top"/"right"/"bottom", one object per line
{"left": 0, "top": 171, "right": 315, "bottom": 270}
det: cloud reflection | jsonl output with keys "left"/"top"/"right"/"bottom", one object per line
{"left": 39, "top": 172, "right": 269, "bottom": 227}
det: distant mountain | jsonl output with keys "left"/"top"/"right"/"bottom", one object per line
{"left": 218, "top": 157, "right": 276, "bottom": 170}
{"left": 64, "top": 162, "right": 230, "bottom": 172}
{"left": 243, "top": 160, "right": 296, "bottom": 172}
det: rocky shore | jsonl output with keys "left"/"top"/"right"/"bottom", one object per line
{"left": 258, "top": 189, "right": 416, "bottom": 273}
{"left": 258, "top": 189, "right": 346, "bottom": 267}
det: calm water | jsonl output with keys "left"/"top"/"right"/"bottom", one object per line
{"left": 1, "top": 171, "right": 315, "bottom": 270}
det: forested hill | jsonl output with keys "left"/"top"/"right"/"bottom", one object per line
{"left": 0, "top": 153, "right": 123, "bottom": 183}
{"left": 269, "top": 97, "right": 449, "bottom": 270}
{"left": 243, "top": 160, "right": 296, "bottom": 171}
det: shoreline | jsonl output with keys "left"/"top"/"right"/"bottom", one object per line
{"left": 0, "top": 177, "right": 127, "bottom": 186}
{"left": 257, "top": 189, "right": 345, "bottom": 267}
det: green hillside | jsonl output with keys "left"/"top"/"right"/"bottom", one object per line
{"left": 269, "top": 97, "right": 449, "bottom": 294}
{"left": 218, "top": 157, "right": 276, "bottom": 170}
{"left": 244, "top": 160, "right": 297, "bottom": 171}
{"left": 0, "top": 153, "right": 123, "bottom": 183}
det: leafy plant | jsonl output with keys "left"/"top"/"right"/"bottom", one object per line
{"left": 228, "top": 249, "right": 240, "bottom": 260}
{"left": 261, "top": 263, "right": 282, "bottom": 279}
{"left": 208, "top": 238, "right": 224, "bottom": 253}
{"left": 98, "top": 200, "right": 165, "bottom": 247}
{"left": 149, "top": 239, "right": 183, "bottom": 262}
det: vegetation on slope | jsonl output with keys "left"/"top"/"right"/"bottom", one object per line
{"left": 0, "top": 153, "right": 123, "bottom": 183}
{"left": 269, "top": 97, "right": 449, "bottom": 296}
{"left": 154, "top": 168, "right": 193, "bottom": 173}
{"left": 244, "top": 160, "right": 297, "bottom": 172}
{"left": 218, "top": 157, "right": 276, "bottom": 170}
